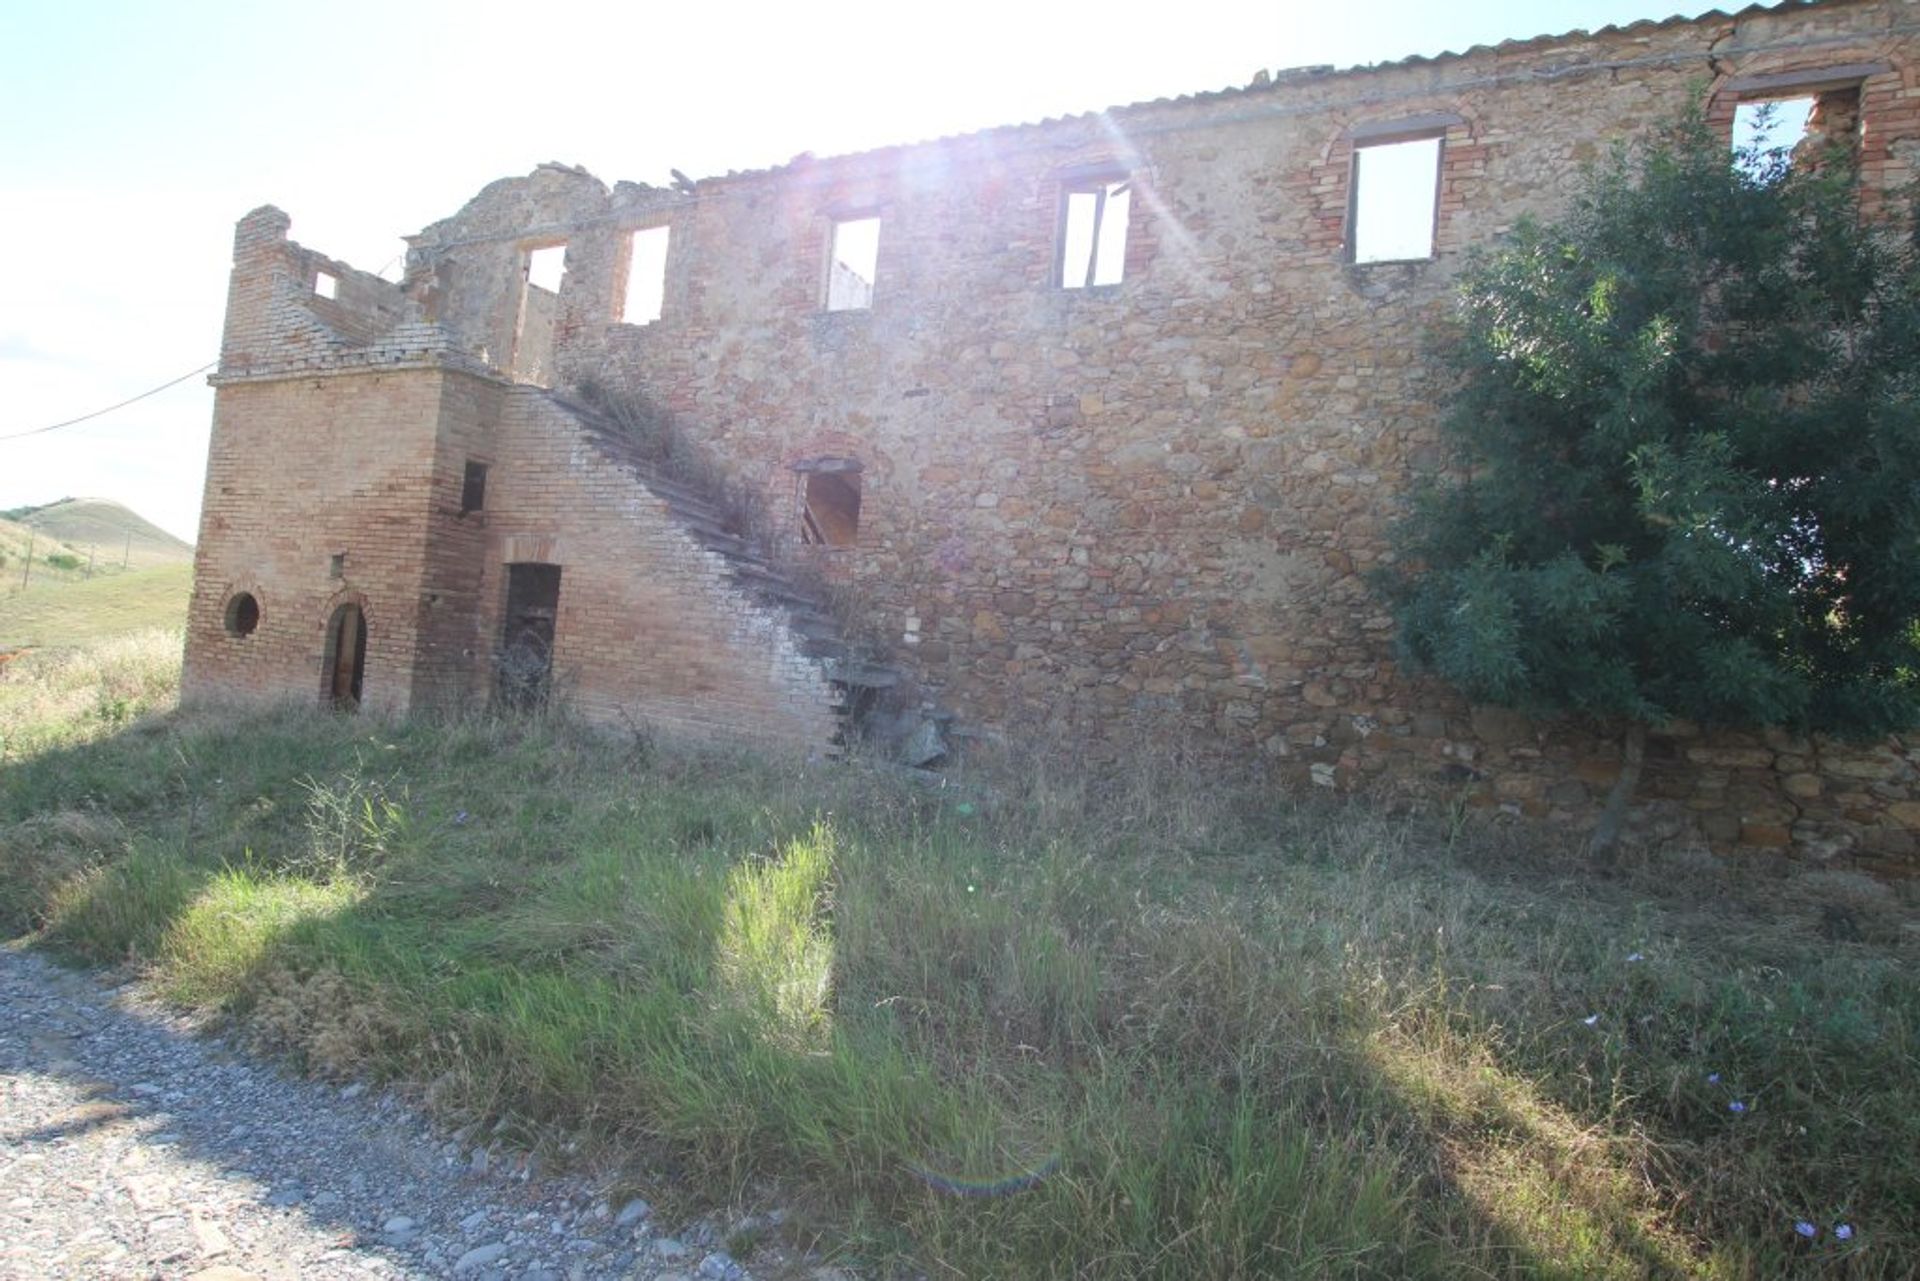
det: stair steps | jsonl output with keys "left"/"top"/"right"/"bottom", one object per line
{"left": 543, "top": 389, "right": 905, "bottom": 753}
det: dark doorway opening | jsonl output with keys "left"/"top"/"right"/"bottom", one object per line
{"left": 500, "top": 563, "right": 561, "bottom": 708}
{"left": 323, "top": 603, "right": 368, "bottom": 709}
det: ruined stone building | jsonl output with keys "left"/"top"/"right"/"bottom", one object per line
{"left": 186, "top": 0, "right": 1920, "bottom": 874}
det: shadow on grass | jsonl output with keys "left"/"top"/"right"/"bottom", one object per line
{"left": 2, "top": 704, "right": 1911, "bottom": 1278}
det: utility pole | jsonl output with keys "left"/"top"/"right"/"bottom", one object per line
{"left": 19, "top": 529, "right": 31, "bottom": 591}
{"left": 86, "top": 544, "right": 96, "bottom": 579}
{"left": 122, "top": 532, "right": 131, "bottom": 569}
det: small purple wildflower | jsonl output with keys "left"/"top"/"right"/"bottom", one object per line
{"left": 1627, "top": 952, "right": 1645, "bottom": 963}
{"left": 1583, "top": 1014, "right": 1600, "bottom": 1026}
{"left": 1706, "top": 1073, "right": 1721, "bottom": 1084}
{"left": 453, "top": 810, "right": 470, "bottom": 826}
{"left": 1729, "top": 1100, "right": 1748, "bottom": 1114}
{"left": 1835, "top": 1224, "right": 1854, "bottom": 1241}
{"left": 1795, "top": 1221, "right": 1818, "bottom": 1239}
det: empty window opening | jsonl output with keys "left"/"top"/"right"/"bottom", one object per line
{"left": 800, "top": 469, "right": 862, "bottom": 547}
{"left": 1058, "top": 179, "right": 1131, "bottom": 288}
{"left": 329, "top": 552, "right": 346, "bottom": 578}
{"left": 513, "top": 242, "right": 568, "bottom": 384}
{"left": 224, "top": 591, "right": 260, "bottom": 637}
{"left": 621, "top": 226, "right": 670, "bottom": 324}
{"left": 1351, "top": 135, "right": 1442, "bottom": 263}
{"left": 322, "top": 602, "right": 368, "bottom": 709}
{"left": 826, "top": 217, "right": 880, "bottom": 311}
{"left": 1734, "top": 98, "right": 1816, "bottom": 178}
{"left": 1733, "top": 89, "right": 1859, "bottom": 180}
{"left": 526, "top": 244, "right": 567, "bottom": 293}
{"left": 314, "top": 271, "right": 338, "bottom": 299}
{"left": 461, "top": 460, "right": 489, "bottom": 514}
{"left": 500, "top": 563, "right": 561, "bottom": 709}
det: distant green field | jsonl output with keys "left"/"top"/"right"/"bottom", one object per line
{"left": 0, "top": 563, "right": 193, "bottom": 648}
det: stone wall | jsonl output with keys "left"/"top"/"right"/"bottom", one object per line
{"left": 193, "top": 0, "right": 1920, "bottom": 873}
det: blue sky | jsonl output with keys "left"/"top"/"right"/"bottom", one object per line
{"left": 0, "top": 0, "right": 1724, "bottom": 542}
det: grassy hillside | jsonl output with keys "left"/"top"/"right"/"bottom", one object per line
{"left": 0, "top": 516, "right": 91, "bottom": 584}
{"left": 1, "top": 639, "right": 1913, "bottom": 1278}
{"left": 0, "top": 563, "right": 192, "bottom": 649}
{"left": 5, "top": 497, "right": 193, "bottom": 570}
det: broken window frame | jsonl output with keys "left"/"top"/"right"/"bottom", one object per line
{"left": 1055, "top": 168, "right": 1133, "bottom": 290}
{"left": 1347, "top": 120, "right": 1449, "bottom": 265}
{"left": 619, "top": 224, "right": 671, "bottom": 325}
{"left": 824, "top": 214, "right": 881, "bottom": 312}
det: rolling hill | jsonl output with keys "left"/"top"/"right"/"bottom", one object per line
{"left": 4, "top": 498, "right": 193, "bottom": 570}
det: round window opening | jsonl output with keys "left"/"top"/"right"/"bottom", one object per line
{"left": 225, "top": 591, "right": 261, "bottom": 637}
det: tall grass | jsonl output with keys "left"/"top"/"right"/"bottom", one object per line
{"left": 2, "top": 636, "right": 1916, "bottom": 1277}
{"left": 0, "top": 625, "right": 181, "bottom": 769}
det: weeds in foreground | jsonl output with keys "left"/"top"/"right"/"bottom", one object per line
{"left": 1, "top": 636, "right": 1916, "bottom": 1278}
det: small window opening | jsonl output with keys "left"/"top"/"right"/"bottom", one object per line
{"left": 800, "top": 470, "right": 862, "bottom": 547}
{"left": 826, "top": 217, "right": 880, "bottom": 311}
{"left": 329, "top": 552, "right": 346, "bottom": 578}
{"left": 621, "top": 226, "right": 670, "bottom": 324}
{"left": 314, "top": 271, "right": 337, "bottom": 299}
{"left": 1058, "top": 178, "right": 1131, "bottom": 288}
{"left": 224, "top": 591, "right": 260, "bottom": 637}
{"left": 526, "top": 244, "right": 567, "bottom": 294}
{"left": 461, "top": 460, "right": 489, "bottom": 514}
{"left": 1351, "top": 135, "right": 1442, "bottom": 263}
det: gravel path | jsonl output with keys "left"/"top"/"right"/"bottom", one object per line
{"left": 0, "top": 946, "right": 817, "bottom": 1281}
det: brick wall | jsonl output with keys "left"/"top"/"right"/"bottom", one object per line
{"left": 188, "top": 212, "right": 838, "bottom": 752}
{"left": 184, "top": 370, "right": 446, "bottom": 716}
{"left": 470, "top": 389, "right": 839, "bottom": 750}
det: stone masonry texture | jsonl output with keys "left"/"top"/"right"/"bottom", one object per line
{"left": 184, "top": 0, "right": 1920, "bottom": 874}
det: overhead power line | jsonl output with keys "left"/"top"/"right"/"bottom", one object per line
{"left": 0, "top": 359, "right": 217, "bottom": 442}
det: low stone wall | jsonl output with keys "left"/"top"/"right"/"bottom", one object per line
{"left": 1401, "top": 706, "right": 1920, "bottom": 877}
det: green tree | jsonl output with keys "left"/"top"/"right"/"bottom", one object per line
{"left": 1387, "top": 110, "right": 1920, "bottom": 858}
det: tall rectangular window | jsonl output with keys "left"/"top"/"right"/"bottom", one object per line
{"left": 621, "top": 225, "right": 670, "bottom": 324}
{"left": 526, "top": 243, "right": 567, "bottom": 293}
{"left": 461, "top": 461, "right": 489, "bottom": 514}
{"left": 826, "top": 216, "right": 880, "bottom": 311}
{"left": 1350, "top": 136, "right": 1442, "bottom": 264}
{"left": 1058, "top": 178, "right": 1131, "bottom": 288}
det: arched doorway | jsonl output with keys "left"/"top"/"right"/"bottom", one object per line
{"left": 322, "top": 602, "right": 368, "bottom": 709}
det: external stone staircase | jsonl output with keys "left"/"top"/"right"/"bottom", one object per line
{"left": 545, "top": 391, "right": 904, "bottom": 751}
